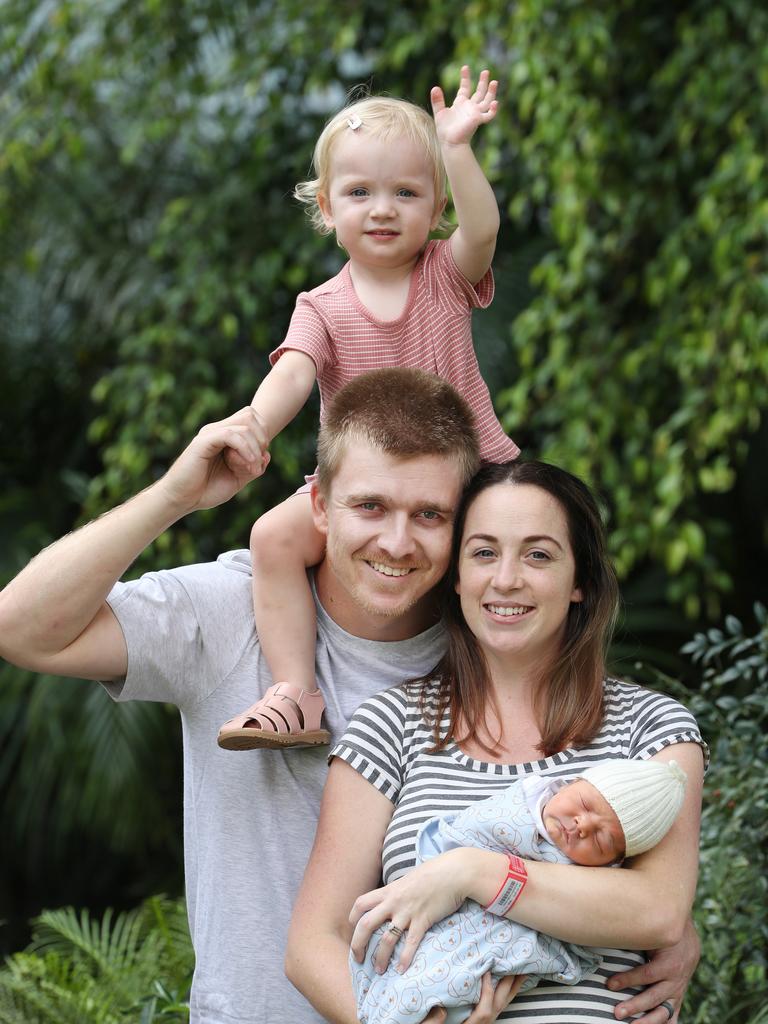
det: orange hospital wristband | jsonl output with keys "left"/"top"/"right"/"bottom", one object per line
{"left": 484, "top": 854, "right": 527, "bottom": 916}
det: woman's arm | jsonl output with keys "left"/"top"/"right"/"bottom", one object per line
{"left": 285, "top": 758, "right": 395, "bottom": 1024}
{"left": 351, "top": 743, "right": 704, "bottom": 971}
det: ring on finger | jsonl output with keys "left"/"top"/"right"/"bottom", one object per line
{"left": 387, "top": 923, "right": 405, "bottom": 939}
{"left": 659, "top": 1001, "right": 674, "bottom": 1021}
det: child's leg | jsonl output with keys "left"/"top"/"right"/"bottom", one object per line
{"left": 252, "top": 492, "right": 323, "bottom": 692}
{"left": 217, "top": 493, "right": 328, "bottom": 751}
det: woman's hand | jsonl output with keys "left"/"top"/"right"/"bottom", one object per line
{"left": 421, "top": 974, "right": 523, "bottom": 1024}
{"left": 349, "top": 848, "right": 496, "bottom": 973}
{"left": 349, "top": 854, "right": 464, "bottom": 973}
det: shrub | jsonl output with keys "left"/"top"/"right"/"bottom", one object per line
{"left": 0, "top": 896, "right": 192, "bottom": 1023}
{"left": 671, "top": 604, "right": 768, "bottom": 1023}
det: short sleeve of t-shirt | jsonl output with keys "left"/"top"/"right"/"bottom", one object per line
{"left": 104, "top": 551, "right": 255, "bottom": 711}
{"left": 330, "top": 686, "right": 410, "bottom": 803}
{"left": 624, "top": 684, "right": 708, "bottom": 765}
{"left": 421, "top": 238, "right": 494, "bottom": 315}
{"left": 269, "top": 291, "right": 335, "bottom": 378}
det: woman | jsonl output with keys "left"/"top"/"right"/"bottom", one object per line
{"left": 286, "top": 461, "right": 706, "bottom": 1024}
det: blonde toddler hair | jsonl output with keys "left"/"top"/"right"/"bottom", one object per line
{"left": 294, "top": 95, "right": 450, "bottom": 234}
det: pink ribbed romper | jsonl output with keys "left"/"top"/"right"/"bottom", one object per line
{"left": 270, "top": 239, "right": 520, "bottom": 464}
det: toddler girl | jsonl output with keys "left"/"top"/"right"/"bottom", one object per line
{"left": 217, "top": 67, "right": 519, "bottom": 750}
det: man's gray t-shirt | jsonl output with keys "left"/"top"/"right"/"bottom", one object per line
{"left": 104, "top": 550, "right": 446, "bottom": 1024}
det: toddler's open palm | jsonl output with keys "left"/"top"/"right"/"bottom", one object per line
{"left": 431, "top": 65, "right": 499, "bottom": 147}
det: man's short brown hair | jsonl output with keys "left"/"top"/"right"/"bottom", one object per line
{"left": 316, "top": 368, "right": 480, "bottom": 492}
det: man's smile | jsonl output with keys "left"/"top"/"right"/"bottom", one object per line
{"left": 365, "top": 560, "right": 417, "bottom": 577}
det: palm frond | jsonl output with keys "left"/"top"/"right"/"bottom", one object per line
{"left": 0, "top": 898, "right": 192, "bottom": 1024}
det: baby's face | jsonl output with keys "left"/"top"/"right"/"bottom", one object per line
{"left": 317, "top": 130, "right": 442, "bottom": 268}
{"left": 542, "top": 780, "right": 625, "bottom": 866}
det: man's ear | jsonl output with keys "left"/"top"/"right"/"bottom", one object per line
{"left": 430, "top": 196, "right": 448, "bottom": 231}
{"left": 317, "top": 192, "right": 334, "bottom": 230}
{"left": 310, "top": 482, "right": 329, "bottom": 536}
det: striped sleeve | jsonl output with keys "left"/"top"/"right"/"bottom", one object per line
{"left": 424, "top": 239, "right": 494, "bottom": 314}
{"left": 625, "top": 684, "right": 709, "bottom": 768}
{"left": 269, "top": 292, "right": 334, "bottom": 376}
{"left": 330, "top": 687, "right": 408, "bottom": 803}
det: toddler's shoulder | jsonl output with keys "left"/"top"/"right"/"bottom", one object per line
{"left": 302, "top": 264, "right": 349, "bottom": 302}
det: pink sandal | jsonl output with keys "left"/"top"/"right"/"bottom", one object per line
{"left": 217, "top": 683, "right": 330, "bottom": 750}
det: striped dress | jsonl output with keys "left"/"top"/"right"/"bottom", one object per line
{"left": 332, "top": 677, "right": 706, "bottom": 1023}
{"left": 269, "top": 239, "right": 520, "bottom": 463}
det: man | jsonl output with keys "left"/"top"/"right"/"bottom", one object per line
{"left": 0, "top": 368, "right": 697, "bottom": 1024}
{"left": 0, "top": 368, "right": 475, "bottom": 1023}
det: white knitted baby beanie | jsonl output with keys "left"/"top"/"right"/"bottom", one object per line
{"left": 581, "top": 759, "right": 687, "bottom": 857}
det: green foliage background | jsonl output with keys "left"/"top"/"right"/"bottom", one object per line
{"left": 0, "top": 896, "right": 194, "bottom": 1023}
{"left": 678, "top": 606, "right": 768, "bottom": 1023}
{"left": 0, "top": 0, "right": 766, "bottom": 1018}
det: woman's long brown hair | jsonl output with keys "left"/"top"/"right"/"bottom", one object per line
{"left": 418, "top": 461, "right": 620, "bottom": 758}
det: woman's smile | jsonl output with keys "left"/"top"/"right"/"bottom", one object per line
{"left": 483, "top": 602, "right": 533, "bottom": 619}
{"left": 456, "top": 483, "right": 582, "bottom": 671}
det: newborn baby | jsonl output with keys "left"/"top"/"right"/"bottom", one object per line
{"left": 352, "top": 759, "right": 687, "bottom": 1024}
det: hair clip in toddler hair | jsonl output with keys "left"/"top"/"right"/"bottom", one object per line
{"left": 346, "top": 115, "right": 362, "bottom": 130}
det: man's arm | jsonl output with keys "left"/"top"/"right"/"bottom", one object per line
{"left": 0, "top": 407, "right": 266, "bottom": 681}
{"left": 432, "top": 65, "right": 501, "bottom": 285}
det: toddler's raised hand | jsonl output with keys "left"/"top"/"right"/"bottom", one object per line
{"left": 431, "top": 65, "right": 499, "bottom": 148}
